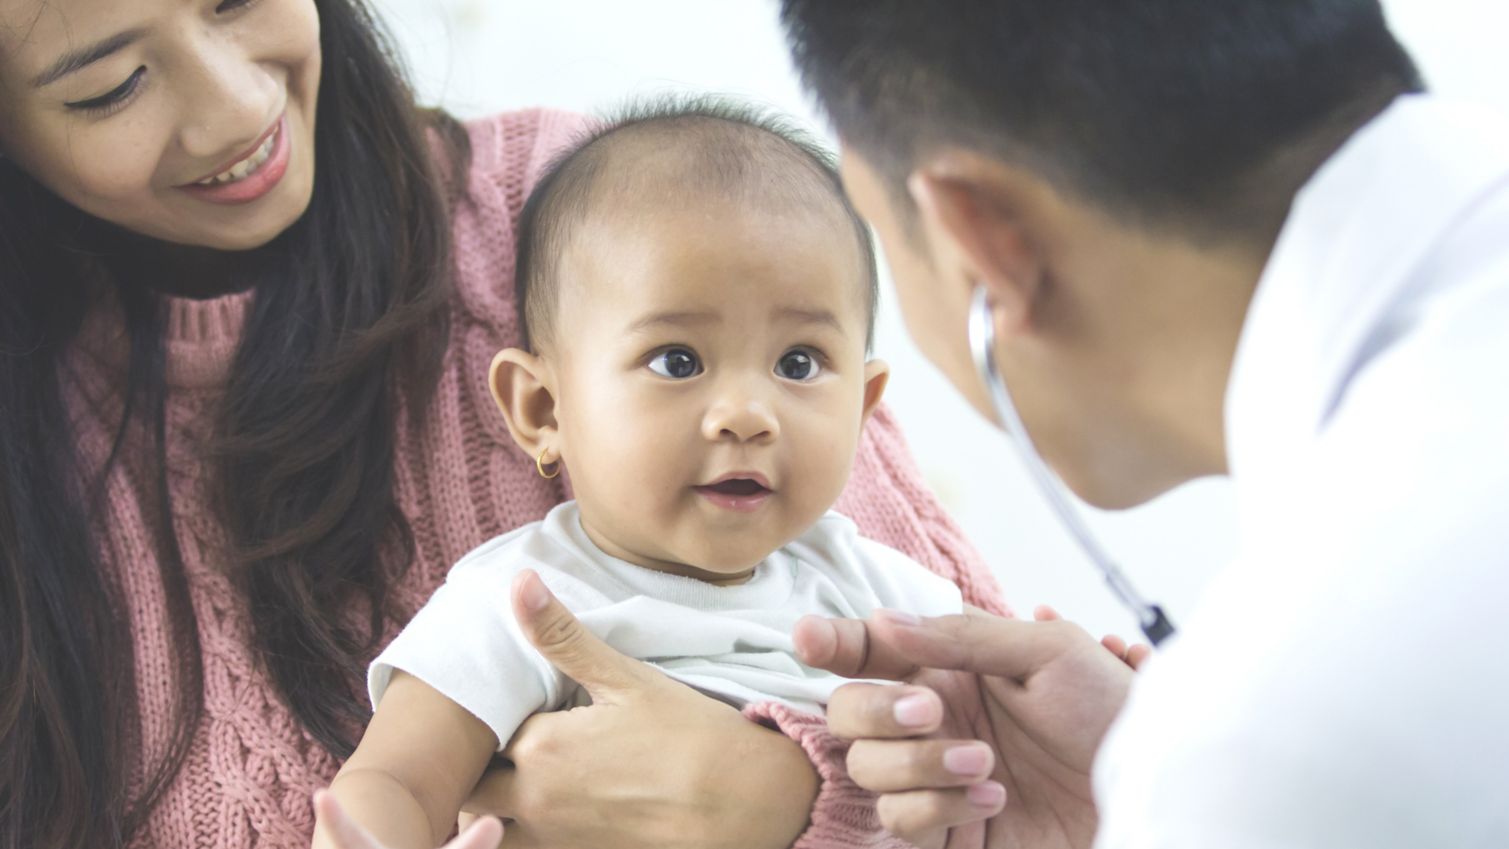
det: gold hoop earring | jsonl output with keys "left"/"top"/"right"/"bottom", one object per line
{"left": 536, "top": 449, "right": 561, "bottom": 480}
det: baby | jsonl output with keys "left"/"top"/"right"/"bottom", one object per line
{"left": 313, "top": 100, "right": 963, "bottom": 849}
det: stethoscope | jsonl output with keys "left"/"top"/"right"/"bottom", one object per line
{"left": 968, "top": 288, "right": 1177, "bottom": 647}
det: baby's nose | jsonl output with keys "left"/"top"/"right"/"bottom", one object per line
{"left": 702, "top": 395, "right": 780, "bottom": 443}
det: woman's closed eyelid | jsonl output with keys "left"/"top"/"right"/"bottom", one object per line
{"left": 64, "top": 66, "right": 147, "bottom": 114}
{"left": 59, "top": 0, "right": 264, "bottom": 115}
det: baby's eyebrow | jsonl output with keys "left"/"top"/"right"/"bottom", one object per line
{"left": 776, "top": 307, "right": 847, "bottom": 336}
{"left": 627, "top": 310, "right": 721, "bottom": 333}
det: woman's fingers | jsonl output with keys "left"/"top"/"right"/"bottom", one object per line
{"left": 440, "top": 816, "right": 504, "bottom": 849}
{"left": 511, "top": 569, "right": 659, "bottom": 703}
{"left": 874, "top": 783, "right": 1006, "bottom": 844}
{"left": 826, "top": 682, "right": 944, "bottom": 739}
{"left": 846, "top": 738, "right": 995, "bottom": 792}
{"left": 312, "top": 790, "right": 380, "bottom": 849}
{"left": 315, "top": 789, "right": 503, "bottom": 849}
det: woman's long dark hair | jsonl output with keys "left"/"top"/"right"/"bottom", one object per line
{"left": 0, "top": 3, "right": 468, "bottom": 847}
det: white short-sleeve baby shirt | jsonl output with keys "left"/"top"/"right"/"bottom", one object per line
{"left": 368, "top": 501, "right": 962, "bottom": 749}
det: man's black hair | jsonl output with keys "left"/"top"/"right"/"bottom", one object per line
{"left": 779, "top": 0, "right": 1423, "bottom": 242}
{"left": 514, "top": 95, "right": 879, "bottom": 352}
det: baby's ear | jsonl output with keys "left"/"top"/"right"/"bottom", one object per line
{"left": 860, "top": 359, "right": 891, "bottom": 425}
{"left": 489, "top": 348, "right": 560, "bottom": 462}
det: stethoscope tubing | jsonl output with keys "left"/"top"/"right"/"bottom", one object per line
{"left": 968, "top": 288, "right": 1176, "bottom": 647}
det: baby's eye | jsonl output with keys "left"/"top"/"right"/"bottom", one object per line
{"left": 776, "top": 349, "right": 822, "bottom": 381}
{"left": 648, "top": 347, "right": 703, "bottom": 379}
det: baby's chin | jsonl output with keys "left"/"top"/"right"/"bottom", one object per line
{"left": 659, "top": 539, "right": 791, "bottom": 581}
{"left": 672, "top": 549, "right": 772, "bottom": 580}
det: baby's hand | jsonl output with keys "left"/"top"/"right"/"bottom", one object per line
{"left": 1032, "top": 604, "right": 1152, "bottom": 670}
{"left": 312, "top": 789, "right": 503, "bottom": 849}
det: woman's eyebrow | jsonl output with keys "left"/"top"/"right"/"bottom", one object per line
{"left": 31, "top": 28, "right": 145, "bottom": 88}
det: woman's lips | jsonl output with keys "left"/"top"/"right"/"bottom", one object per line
{"left": 179, "top": 113, "right": 290, "bottom": 205}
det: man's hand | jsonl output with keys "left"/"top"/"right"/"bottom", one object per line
{"left": 795, "top": 605, "right": 1136, "bottom": 849}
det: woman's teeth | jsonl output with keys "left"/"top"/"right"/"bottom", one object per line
{"left": 197, "top": 129, "right": 277, "bottom": 186}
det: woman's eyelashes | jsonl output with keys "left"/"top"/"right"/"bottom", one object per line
{"left": 65, "top": 67, "right": 147, "bottom": 116}
{"left": 216, "top": 0, "right": 265, "bottom": 15}
{"left": 62, "top": 0, "right": 262, "bottom": 116}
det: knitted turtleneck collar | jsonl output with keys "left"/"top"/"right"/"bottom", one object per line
{"left": 74, "top": 282, "right": 254, "bottom": 391}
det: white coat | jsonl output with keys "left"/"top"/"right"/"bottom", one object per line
{"left": 1093, "top": 95, "right": 1509, "bottom": 848}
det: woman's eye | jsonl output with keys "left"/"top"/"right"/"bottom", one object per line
{"left": 216, "top": 0, "right": 261, "bottom": 12}
{"left": 65, "top": 67, "right": 146, "bottom": 114}
{"left": 776, "top": 349, "right": 822, "bottom": 381}
{"left": 648, "top": 348, "right": 702, "bottom": 379}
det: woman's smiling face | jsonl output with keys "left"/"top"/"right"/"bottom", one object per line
{"left": 0, "top": 0, "right": 321, "bottom": 250}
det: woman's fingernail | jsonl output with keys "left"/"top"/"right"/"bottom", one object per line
{"left": 943, "top": 744, "right": 992, "bottom": 776}
{"left": 967, "top": 781, "right": 1006, "bottom": 808}
{"left": 875, "top": 608, "right": 920, "bottom": 626}
{"left": 893, "top": 693, "right": 940, "bottom": 727}
{"left": 518, "top": 571, "right": 550, "bottom": 612}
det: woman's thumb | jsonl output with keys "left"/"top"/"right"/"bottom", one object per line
{"left": 511, "top": 569, "right": 657, "bottom": 701}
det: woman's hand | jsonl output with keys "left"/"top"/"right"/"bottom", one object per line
{"left": 795, "top": 605, "right": 1136, "bottom": 849}
{"left": 458, "top": 570, "right": 820, "bottom": 849}
{"left": 313, "top": 789, "right": 501, "bottom": 849}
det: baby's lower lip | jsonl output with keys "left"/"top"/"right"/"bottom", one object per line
{"left": 694, "top": 484, "right": 773, "bottom": 513}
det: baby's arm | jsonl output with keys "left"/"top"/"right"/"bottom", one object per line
{"left": 314, "top": 671, "right": 499, "bottom": 849}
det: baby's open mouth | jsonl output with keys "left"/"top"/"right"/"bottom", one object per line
{"left": 697, "top": 478, "right": 771, "bottom": 497}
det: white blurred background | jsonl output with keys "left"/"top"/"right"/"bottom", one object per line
{"left": 370, "top": 0, "right": 1509, "bottom": 638}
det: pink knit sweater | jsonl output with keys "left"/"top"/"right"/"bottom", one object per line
{"left": 63, "top": 109, "right": 1007, "bottom": 849}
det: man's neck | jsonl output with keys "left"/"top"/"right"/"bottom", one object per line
{"left": 1142, "top": 237, "right": 1272, "bottom": 483}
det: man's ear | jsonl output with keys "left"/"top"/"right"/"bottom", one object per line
{"left": 859, "top": 359, "right": 891, "bottom": 425}
{"left": 489, "top": 348, "right": 561, "bottom": 463}
{"left": 908, "top": 159, "right": 1045, "bottom": 335}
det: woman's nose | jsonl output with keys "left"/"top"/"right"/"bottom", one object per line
{"left": 175, "top": 46, "right": 278, "bottom": 163}
{"left": 701, "top": 387, "right": 780, "bottom": 444}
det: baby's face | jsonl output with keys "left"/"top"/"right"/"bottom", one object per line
{"left": 550, "top": 200, "right": 882, "bottom": 582}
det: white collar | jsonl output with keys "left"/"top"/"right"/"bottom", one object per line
{"left": 1224, "top": 94, "right": 1509, "bottom": 505}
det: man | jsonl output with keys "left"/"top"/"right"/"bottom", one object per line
{"left": 776, "top": 1, "right": 1509, "bottom": 847}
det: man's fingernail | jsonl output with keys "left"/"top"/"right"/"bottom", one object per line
{"left": 893, "top": 693, "right": 940, "bottom": 727}
{"left": 875, "top": 608, "right": 920, "bottom": 626}
{"left": 519, "top": 571, "right": 550, "bottom": 612}
{"left": 943, "top": 744, "right": 992, "bottom": 776}
{"left": 967, "top": 781, "right": 1006, "bottom": 808}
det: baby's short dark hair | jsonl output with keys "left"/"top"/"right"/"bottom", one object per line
{"left": 514, "top": 95, "right": 879, "bottom": 353}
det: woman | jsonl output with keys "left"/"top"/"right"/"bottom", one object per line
{"left": 0, "top": 1, "right": 1005, "bottom": 847}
